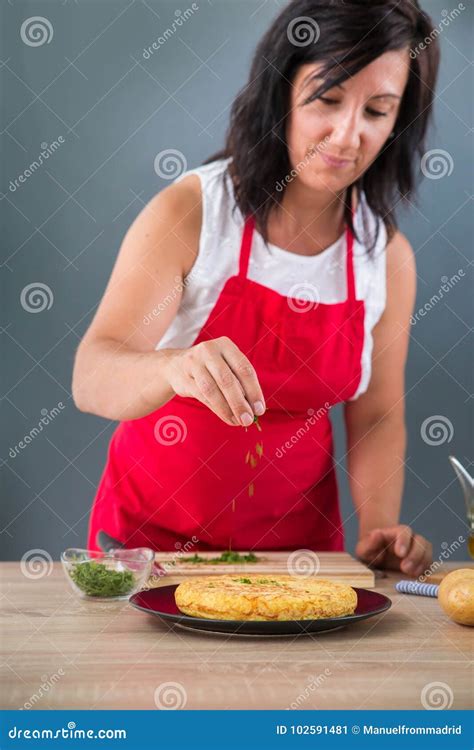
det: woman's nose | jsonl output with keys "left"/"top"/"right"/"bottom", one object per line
{"left": 327, "top": 111, "right": 361, "bottom": 153}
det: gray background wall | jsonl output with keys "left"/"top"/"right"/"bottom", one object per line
{"left": 2, "top": 0, "right": 472, "bottom": 562}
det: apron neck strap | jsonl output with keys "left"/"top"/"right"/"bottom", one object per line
{"left": 345, "top": 221, "right": 356, "bottom": 303}
{"left": 238, "top": 215, "right": 255, "bottom": 278}
{"left": 240, "top": 213, "right": 357, "bottom": 303}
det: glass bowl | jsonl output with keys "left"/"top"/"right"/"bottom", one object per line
{"left": 61, "top": 547, "right": 155, "bottom": 600}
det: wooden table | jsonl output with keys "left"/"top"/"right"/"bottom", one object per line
{"left": 1, "top": 562, "right": 472, "bottom": 710}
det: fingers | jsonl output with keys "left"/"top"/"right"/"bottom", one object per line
{"left": 220, "top": 337, "right": 266, "bottom": 417}
{"left": 392, "top": 525, "right": 414, "bottom": 558}
{"left": 355, "top": 529, "right": 387, "bottom": 566}
{"left": 190, "top": 363, "right": 239, "bottom": 426}
{"left": 359, "top": 525, "right": 433, "bottom": 578}
{"left": 400, "top": 535, "right": 432, "bottom": 577}
{"left": 204, "top": 353, "right": 255, "bottom": 426}
{"left": 168, "top": 338, "right": 265, "bottom": 427}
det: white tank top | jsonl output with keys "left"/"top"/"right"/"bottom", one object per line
{"left": 157, "top": 157, "right": 387, "bottom": 400}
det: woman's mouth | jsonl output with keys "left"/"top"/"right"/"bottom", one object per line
{"left": 320, "top": 153, "right": 355, "bottom": 169}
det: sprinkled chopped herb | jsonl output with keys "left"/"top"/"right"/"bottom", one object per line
{"left": 182, "top": 551, "right": 260, "bottom": 565}
{"left": 256, "top": 578, "right": 282, "bottom": 585}
{"left": 253, "top": 415, "right": 263, "bottom": 432}
{"left": 69, "top": 561, "right": 135, "bottom": 597}
{"left": 235, "top": 577, "right": 252, "bottom": 584}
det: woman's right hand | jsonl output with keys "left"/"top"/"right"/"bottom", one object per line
{"left": 163, "top": 336, "right": 265, "bottom": 427}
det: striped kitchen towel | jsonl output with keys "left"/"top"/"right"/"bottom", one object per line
{"left": 395, "top": 580, "right": 439, "bottom": 597}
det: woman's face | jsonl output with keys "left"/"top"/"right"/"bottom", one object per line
{"left": 285, "top": 49, "right": 410, "bottom": 194}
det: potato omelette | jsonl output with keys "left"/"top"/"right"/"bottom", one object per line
{"left": 174, "top": 574, "right": 357, "bottom": 621}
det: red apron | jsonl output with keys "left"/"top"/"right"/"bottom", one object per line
{"left": 88, "top": 215, "right": 365, "bottom": 552}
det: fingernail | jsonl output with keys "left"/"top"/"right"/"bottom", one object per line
{"left": 253, "top": 401, "right": 265, "bottom": 416}
{"left": 240, "top": 413, "right": 253, "bottom": 427}
{"left": 404, "top": 561, "right": 413, "bottom": 572}
{"left": 399, "top": 545, "right": 407, "bottom": 556}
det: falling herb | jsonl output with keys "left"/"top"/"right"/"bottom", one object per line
{"left": 69, "top": 561, "right": 135, "bottom": 597}
{"left": 182, "top": 551, "right": 260, "bottom": 565}
{"left": 245, "top": 415, "right": 264, "bottom": 497}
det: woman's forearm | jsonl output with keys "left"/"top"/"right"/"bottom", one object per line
{"left": 345, "top": 412, "right": 406, "bottom": 537}
{"left": 72, "top": 337, "right": 179, "bottom": 421}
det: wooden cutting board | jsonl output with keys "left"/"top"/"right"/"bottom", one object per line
{"left": 154, "top": 551, "right": 375, "bottom": 588}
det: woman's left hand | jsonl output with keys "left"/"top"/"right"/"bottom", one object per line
{"left": 355, "top": 525, "right": 432, "bottom": 577}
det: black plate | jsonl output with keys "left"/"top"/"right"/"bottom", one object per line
{"left": 129, "top": 584, "right": 391, "bottom": 636}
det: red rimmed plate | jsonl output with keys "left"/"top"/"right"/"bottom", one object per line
{"left": 129, "top": 585, "right": 391, "bottom": 636}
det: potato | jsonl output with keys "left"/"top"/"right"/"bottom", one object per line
{"left": 438, "top": 568, "right": 474, "bottom": 626}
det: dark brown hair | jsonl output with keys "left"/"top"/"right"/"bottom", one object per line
{"left": 205, "top": 0, "right": 440, "bottom": 250}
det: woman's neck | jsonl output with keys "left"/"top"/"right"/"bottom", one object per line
{"left": 267, "top": 180, "right": 348, "bottom": 256}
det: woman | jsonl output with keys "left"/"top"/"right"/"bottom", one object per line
{"left": 73, "top": 0, "right": 439, "bottom": 577}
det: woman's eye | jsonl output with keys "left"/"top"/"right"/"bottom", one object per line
{"left": 318, "top": 96, "right": 339, "bottom": 105}
{"left": 366, "top": 108, "right": 388, "bottom": 118}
